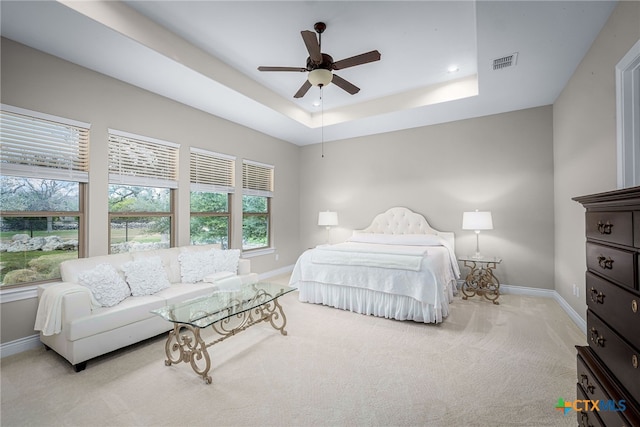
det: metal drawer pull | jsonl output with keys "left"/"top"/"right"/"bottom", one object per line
{"left": 590, "top": 327, "right": 605, "bottom": 347}
{"left": 597, "top": 220, "right": 613, "bottom": 235}
{"left": 633, "top": 299, "right": 638, "bottom": 314}
{"left": 579, "top": 411, "right": 593, "bottom": 427}
{"left": 633, "top": 354, "right": 638, "bottom": 369}
{"left": 589, "top": 287, "right": 605, "bottom": 304}
{"left": 597, "top": 255, "right": 614, "bottom": 269}
{"left": 580, "top": 374, "right": 595, "bottom": 394}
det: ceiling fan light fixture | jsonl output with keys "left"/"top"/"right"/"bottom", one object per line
{"left": 308, "top": 69, "right": 332, "bottom": 87}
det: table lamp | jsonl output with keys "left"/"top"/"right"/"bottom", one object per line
{"left": 318, "top": 211, "right": 338, "bottom": 244}
{"left": 462, "top": 210, "right": 493, "bottom": 259}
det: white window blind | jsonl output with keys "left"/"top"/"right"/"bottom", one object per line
{"left": 108, "top": 129, "right": 179, "bottom": 188}
{"left": 190, "top": 148, "right": 235, "bottom": 193}
{"left": 242, "top": 159, "right": 274, "bottom": 197}
{"left": 0, "top": 104, "right": 90, "bottom": 182}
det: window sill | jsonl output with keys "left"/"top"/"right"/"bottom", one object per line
{"left": 242, "top": 247, "right": 275, "bottom": 258}
{"left": 0, "top": 285, "right": 39, "bottom": 303}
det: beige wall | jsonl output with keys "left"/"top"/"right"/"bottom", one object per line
{"left": 0, "top": 38, "right": 300, "bottom": 344}
{"left": 553, "top": 1, "right": 640, "bottom": 319}
{"left": 299, "top": 106, "right": 555, "bottom": 289}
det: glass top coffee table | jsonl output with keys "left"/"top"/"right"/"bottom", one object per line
{"left": 151, "top": 282, "right": 295, "bottom": 384}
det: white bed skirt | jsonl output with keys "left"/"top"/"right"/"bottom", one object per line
{"left": 297, "top": 281, "right": 454, "bottom": 324}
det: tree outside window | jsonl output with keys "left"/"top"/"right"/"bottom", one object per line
{"left": 242, "top": 195, "right": 270, "bottom": 250}
{"left": 108, "top": 184, "right": 173, "bottom": 253}
{"left": 0, "top": 177, "right": 81, "bottom": 286}
{"left": 190, "top": 191, "right": 231, "bottom": 249}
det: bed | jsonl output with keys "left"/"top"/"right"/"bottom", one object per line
{"left": 289, "top": 207, "right": 460, "bottom": 323}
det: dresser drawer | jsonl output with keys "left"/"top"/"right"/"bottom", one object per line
{"left": 587, "top": 312, "right": 640, "bottom": 401}
{"left": 586, "top": 242, "right": 636, "bottom": 289}
{"left": 576, "top": 384, "right": 605, "bottom": 427}
{"left": 586, "top": 273, "right": 640, "bottom": 347}
{"left": 577, "top": 346, "right": 640, "bottom": 427}
{"left": 587, "top": 211, "right": 633, "bottom": 246}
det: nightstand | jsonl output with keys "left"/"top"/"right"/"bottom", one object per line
{"left": 458, "top": 256, "right": 502, "bottom": 304}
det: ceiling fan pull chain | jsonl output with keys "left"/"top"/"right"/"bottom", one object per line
{"left": 321, "top": 86, "right": 324, "bottom": 158}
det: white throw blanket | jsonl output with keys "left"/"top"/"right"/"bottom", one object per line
{"left": 34, "top": 283, "right": 100, "bottom": 336}
{"left": 311, "top": 242, "right": 427, "bottom": 271}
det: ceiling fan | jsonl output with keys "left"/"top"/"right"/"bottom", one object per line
{"left": 257, "top": 22, "right": 381, "bottom": 99}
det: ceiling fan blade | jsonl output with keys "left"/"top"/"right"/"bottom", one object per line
{"left": 301, "top": 30, "right": 322, "bottom": 64}
{"left": 293, "top": 80, "right": 312, "bottom": 98}
{"left": 331, "top": 74, "right": 360, "bottom": 95}
{"left": 332, "top": 50, "right": 381, "bottom": 70}
{"left": 258, "top": 66, "right": 307, "bottom": 72}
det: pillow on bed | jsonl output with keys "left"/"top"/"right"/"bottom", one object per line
{"left": 348, "top": 232, "right": 444, "bottom": 246}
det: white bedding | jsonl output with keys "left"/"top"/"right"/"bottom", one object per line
{"left": 289, "top": 207, "right": 460, "bottom": 324}
{"left": 293, "top": 242, "right": 457, "bottom": 304}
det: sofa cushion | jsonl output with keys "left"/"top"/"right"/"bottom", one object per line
{"left": 77, "top": 263, "right": 131, "bottom": 307}
{"left": 178, "top": 250, "right": 217, "bottom": 283}
{"left": 131, "top": 247, "right": 182, "bottom": 284}
{"left": 67, "top": 294, "right": 166, "bottom": 341}
{"left": 121, "top": 256, "right": 171, "bottom": 296}
{"left": 213, "top": 249, "right": 240, "bottom": 275}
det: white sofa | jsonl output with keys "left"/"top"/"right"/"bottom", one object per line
{"left": 35, "top": 244, "right": 256, "bottom": 372}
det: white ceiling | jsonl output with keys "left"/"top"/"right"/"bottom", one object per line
{"left": 0, "top": 1, "right": 617, "bottom": 146}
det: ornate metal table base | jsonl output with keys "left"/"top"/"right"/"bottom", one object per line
{"left": 161, "top": 288, "right": 289, "bottom": 384}
{"left": 461, "top": 259, "right": 501, "bottom": 304}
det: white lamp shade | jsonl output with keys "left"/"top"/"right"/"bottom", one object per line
{"left": 308, "top": 69, "right": 333, "bottom": 87}
{"left": 318, "top": 211, "right": 338, "bottom": 227}
{"left": 462, "top": 211, "right": 493, "bottom": 231}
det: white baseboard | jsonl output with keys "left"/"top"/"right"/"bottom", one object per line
{"left": 552, "top": 292, "right": 587, "bottom": 336}
{"left": 500, "top": 283, "right": 555, "bottom": 297}
{"left": 0, "top": 334, "right": 42, "bottom": 358}
{"left": 258, "top": 264, "right": 294, "bottom": 280}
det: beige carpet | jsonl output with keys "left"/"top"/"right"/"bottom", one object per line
{"left": 1, "top": 278, "right": 586, "bottom": 427}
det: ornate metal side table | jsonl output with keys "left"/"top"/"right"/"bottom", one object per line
{"left": 458, "top": 256, "right": 502, "bottom": 304}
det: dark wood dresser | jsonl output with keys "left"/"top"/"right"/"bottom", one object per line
{"left": 574, "top": 187, "right": 640, "bottom": 427}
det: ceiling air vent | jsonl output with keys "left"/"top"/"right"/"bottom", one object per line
{"left": 492, "top": 53, "right": 518, "bottom": 70}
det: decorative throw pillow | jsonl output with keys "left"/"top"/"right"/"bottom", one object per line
{"left": 78, "top": 263, "right": 130, "bottom": 307}
{"left": 213, "top": 249, "right": 240, "bottom": 274}
{"left": 178, "top": 250, "right": 216, "bottom": 283}
{"left": 121, "top": 256, "right": 171, "bottom": 296}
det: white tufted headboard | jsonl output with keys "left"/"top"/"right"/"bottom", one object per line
{"left": 357, "top": 207, "right": 455, "bottom": 251}
{"left": 359, "top": 207, "right": 436, "bottom": 234}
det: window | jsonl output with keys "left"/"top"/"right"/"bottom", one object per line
{"left": 190, "top": 148, "right": 235, "bottom": 248}
{"left": 242, "top": 160, "right": 274, "bottom": 251}
{"left": 0, "top": 105, "right": 89, "bottom": 287}
{"left": 108, "top": 129, "right": 179, "bottom": 253}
